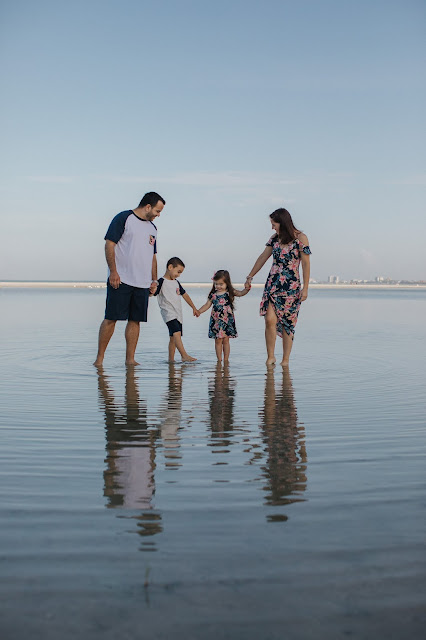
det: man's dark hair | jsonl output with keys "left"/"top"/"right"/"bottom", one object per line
{"left": 138, "top": 192, "right": 166, "bottom": 208}
{"left": 167, "top": 257, "right": 185, "bottom": 269}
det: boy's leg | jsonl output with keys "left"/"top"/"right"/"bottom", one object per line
{"left": 168, "top": 336, "right": 176, "bottom": 362}
{"left": 223, "top": 337, "right": 230, "bottom": 362}
{"left": 173, "top": 332, "right": 197, "bottom": 362}
{"left": 215, "top": 338, "right": 223, "bottom": 362}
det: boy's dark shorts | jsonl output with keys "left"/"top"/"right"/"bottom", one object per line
{"left": 105, "top": 281, "right": 149, "bottom": 322}
{"left": 166, "top": 319, "right": 183, "bottom": 337}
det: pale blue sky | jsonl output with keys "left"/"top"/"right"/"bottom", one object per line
{"left": 1, "top": 0, "right": 425, "bottom": 282}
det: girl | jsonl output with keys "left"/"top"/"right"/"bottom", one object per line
{"left": 198, "top": 270, "right": 249, "bottom": 363}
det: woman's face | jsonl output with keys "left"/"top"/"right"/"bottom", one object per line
{"left": 271, "top": 218, "right": 280, "bottom": 233}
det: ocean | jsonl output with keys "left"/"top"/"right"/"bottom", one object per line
{"left": 1, "top": 286, "right": 425, "bottom": 638}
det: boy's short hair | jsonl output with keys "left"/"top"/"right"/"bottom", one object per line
{"left": 167, "top": 257, "right": 185, "bottom": 269}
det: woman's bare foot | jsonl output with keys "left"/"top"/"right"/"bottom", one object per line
{"left": 125, "top": 359, "right": 140, "bottom": 366}
{"left": 93, "top": 359, "right": 104, "bottom": 367}
{"left": 182, "top": 355, "right": 197, "bottom": 362}
{"left": 280, "top": 359, "right": 290, "bottom": 367}
{"left": 266, "top": 358, "right": 276, "bottom": 366}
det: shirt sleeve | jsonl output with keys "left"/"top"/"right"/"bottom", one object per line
{"left": 154, "top": 277, "right": 164, "bottom": 296}
{"left": 177, "top": 281, "right": 186, "bottom": 295}
{"left": 104, "top": 210, "right": 132, "bottom": 243}
{"left": 266, "top": 234, "right": 278, "bottom": 247}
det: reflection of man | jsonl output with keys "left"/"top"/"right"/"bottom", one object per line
{"left": 96, "top": 367, "right": 156, "bottom": 510}
{"left": 259, "top": 368, "right": 307, "bottom": 516}
{"left": 94, "top": 191, "right": 165, "bottom": 366}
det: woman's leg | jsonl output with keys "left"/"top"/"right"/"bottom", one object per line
{"left": 223, "top": 337, "right": 230, "bottom": 362}
{"left": 215, "top": 338, "right": 223, "bottom": 362}
{"left": 264, "top": 304, "right": 278, "bottom": 365}
{"left": 280, "top": 332, "right": 294, "bottom": 366}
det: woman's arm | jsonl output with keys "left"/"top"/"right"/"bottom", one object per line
{"left": 198, "top": 299, "right": 212, "bottom": 314}
{"left": 244, "top": 246, "right": 273, "bottom": 289}
{"left": 298, "top": 233, "right": 310, "bottom": 301}
{"left": 234, "top": 288, "right": 250, "bottom": 297}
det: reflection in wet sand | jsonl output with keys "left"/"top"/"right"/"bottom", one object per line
{"left": 158, "top": 364, "right": 183, "bottom": 470}
{"left": 96, "top": 367, "right": 162, "bottom": 542}
{"left": 259, "top": 368, "right": 307, "bottom": 521}
{"left": 208, "top": 363, "right": 236, "bottom": 452}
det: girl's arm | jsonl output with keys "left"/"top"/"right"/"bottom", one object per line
{"left": 198, "top": 299, "right": 212, "bottom": 314}
{"left": 244, "top": 246, "right": 273, "bottom": 289}
{"left": 234, "top": 288, "right": 250, "bottom": 297}
{"left": 182, "top": 292, "right": 200, "bottom": 317}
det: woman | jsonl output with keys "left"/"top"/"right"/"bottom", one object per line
{"left": 245, "top": 208, "right": 311, "bottom": 366}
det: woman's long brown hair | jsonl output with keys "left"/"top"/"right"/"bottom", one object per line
{"left": 270, "top": 208, "right": 300, "bottom": 245}
{"left": 209, "top": 270, "right": 236, "bottom": 309}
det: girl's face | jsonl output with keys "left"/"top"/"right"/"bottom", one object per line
{"left": 271, "top": 218, "right": 280, "bottom": 233}
{"left": 214, "top": 278, "right": 227, "bottom": 293}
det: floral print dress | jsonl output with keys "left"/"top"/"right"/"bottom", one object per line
{"left": 208, "top": 292, "right": 238, "bottom": 339}
{"left": 260, "top": 234, "right": 312, "bottom": 338}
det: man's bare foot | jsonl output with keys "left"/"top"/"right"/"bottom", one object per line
{"left": 93, "top": 359, "right": 104, "bottom": 367}
{"left": 182, "top": 355, "right": 197, "bottom": 362}
{"left": 125, "top": 359, "right": 140, "bottom": 366}
{"left": 266, "top": 358, "right": 276, "bottom": 366}
{"left": 280, "top": 359, "right": 290, "bottom": 367}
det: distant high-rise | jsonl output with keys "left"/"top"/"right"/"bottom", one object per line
{"left": 328, "top": 275, "right": 340, "bottom": 284}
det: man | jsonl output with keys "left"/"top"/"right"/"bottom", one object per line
{"left": 93, "top": 192, "right": 165, "bottom": 366}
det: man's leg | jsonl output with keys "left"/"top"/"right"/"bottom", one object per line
{"left": 125, "top": 320, "right": 140, "bottom": 365}
{"left": 94, "top": 319, "right": 117, "bottom": 366}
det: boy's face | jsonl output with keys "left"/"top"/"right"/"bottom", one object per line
{"left": 168, "top": 264, "right": 184, "bottom": 280}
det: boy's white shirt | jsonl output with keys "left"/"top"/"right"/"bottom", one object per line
{"left": 156, "top": 278, "right": 185, "bottom": 324}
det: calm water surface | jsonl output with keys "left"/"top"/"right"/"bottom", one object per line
{"left": 1, "top": 288, "right": 425, "bottom": 638}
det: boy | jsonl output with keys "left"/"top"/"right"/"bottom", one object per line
{"left": 154, "top": 257, "right": 200, "bottom": 362}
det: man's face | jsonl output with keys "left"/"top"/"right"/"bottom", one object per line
{"left": 168, "top": 265, "right": 184, "bottom": 280}
{"left": 144, "top": 200, "right": 164, "bottom": 221}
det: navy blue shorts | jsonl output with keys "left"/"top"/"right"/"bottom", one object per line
{"left": 166, "top": 319, "right": 183, "bottom": 337}
{"left": 105, "top": 282, "right": 150, "bottom": 322}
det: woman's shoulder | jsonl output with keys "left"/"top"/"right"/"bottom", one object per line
{"left": 296, "top": 231, "right": 309, "bottom": 245}
{"left": 266, "top": 233, "right": 279, "bottom": 246}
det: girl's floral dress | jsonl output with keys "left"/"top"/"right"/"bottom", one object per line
{"left": 260, "top": 234, "right": 312, "bottom": 338}
{"left": 208, "top": 292, "right": 238, "bottom": 339}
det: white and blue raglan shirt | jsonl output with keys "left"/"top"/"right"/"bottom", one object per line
{"left": 104, "top": 210, "right": 157, "bottom": 288}
{"left": 154, "top": 278, "right": 186, "bottom": 324}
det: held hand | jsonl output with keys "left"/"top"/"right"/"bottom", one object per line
{"left": 149, "top": 280, "right": 158, "bottom": 295}
{"left": 244, "top": 278, "right": 252, "bottom": 290}
{"left": 301, "top": 289, "right": 308, "bottom": 302}
{"left": 193, "top": 308, "right": 200, "bottom": 317}
{"left": 109, "top": 271, "right": 121, "bottom": 289}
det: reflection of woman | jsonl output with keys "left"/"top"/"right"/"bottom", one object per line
{"left": 259, "top": 367, "right": 307, "bottom": 516}
{"left": 245, "top": 208, "right": 311, "bottom": 366}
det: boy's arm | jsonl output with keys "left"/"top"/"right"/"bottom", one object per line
{"left": 182, "top": 292, "right": 200, "bottom": 317}
{"left": 198, "top": 299, "right": 212, "bottom": 314}
{"left": 234, "top": 287, "right": 250, "bottom": 297}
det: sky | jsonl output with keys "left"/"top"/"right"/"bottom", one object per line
{"left": 1, "top": 0, "right": 425, "bottom": 283}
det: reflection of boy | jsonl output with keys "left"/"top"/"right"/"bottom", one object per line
{"left": 154, "top": 257, "right": 200, "bottom": 362}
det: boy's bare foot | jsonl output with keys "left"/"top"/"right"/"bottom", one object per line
{"left": 125, "top": 359, "right": 140, "bottom": 366}
{"left": 266, "top": 358, "right": 276, "bottom": 366}
{"left": 93, "top": 359, "right": 104, "bottom": 367}
{"left": 182, "top": 355, "right": 197, "bottom": 362}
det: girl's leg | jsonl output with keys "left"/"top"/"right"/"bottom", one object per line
{"left": 168, "top": 336, "right": 176, "bottom": 362}
{"left": 280, "top": 332, "right": 294, "bottom": 367}
{"left": 223, "top": 337, "right": 230, "bottom": 362}
{"left": 264, "top": 304, "right": 278, "bottom": 365}
{"left": 215, "top": 338, "right": 223, "bottom": 362}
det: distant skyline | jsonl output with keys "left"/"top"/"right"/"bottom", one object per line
{"left": 1, "top": 0, "right": 425, "bottom": 283}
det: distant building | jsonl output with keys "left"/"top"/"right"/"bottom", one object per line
{"left": 375, "top": 276, "right": 385, "bottom": 282}
{"left": 328, "top": 275, "right": 340, "bottom": 284}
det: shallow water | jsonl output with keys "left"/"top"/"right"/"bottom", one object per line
{"left": 1, "top": 287, "right": 425, "bottom": 638}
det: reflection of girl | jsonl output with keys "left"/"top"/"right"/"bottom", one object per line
{"left": 198, "top": 269, "right": 249, "bottom": 363}
{"left": 245, "top": 208, "right": 311, "bottom": 366}
{"left": 208, "top": 363, "right": 236, "bottom": 447}
{"left": 259, "top": 368, "right": 307, "bottom": 512}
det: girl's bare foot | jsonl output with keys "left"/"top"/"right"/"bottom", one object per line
{"left": 125, "top": 359, "right": 140, "bottom": 366}
{"left": 266, "top": 358, "right": 276, "bottom": 366}
{"left": 182, "top": 355, "right": 197, "bottom": 362}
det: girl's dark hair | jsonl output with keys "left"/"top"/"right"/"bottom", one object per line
{"left": 209, "top": 270, "right": 235, "bottom": 309}
{"left": 270, "top": 208, "right": 300, "bottom": 245}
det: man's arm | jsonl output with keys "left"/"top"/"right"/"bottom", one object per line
{"left": 105, "top": 240, "right": 120, "bottom": 289}
{"left": 149, "top": 254, "right": 158, "bottom": 294}
{"left": 182, "top": 292, "right": 200, "bottom": 317}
